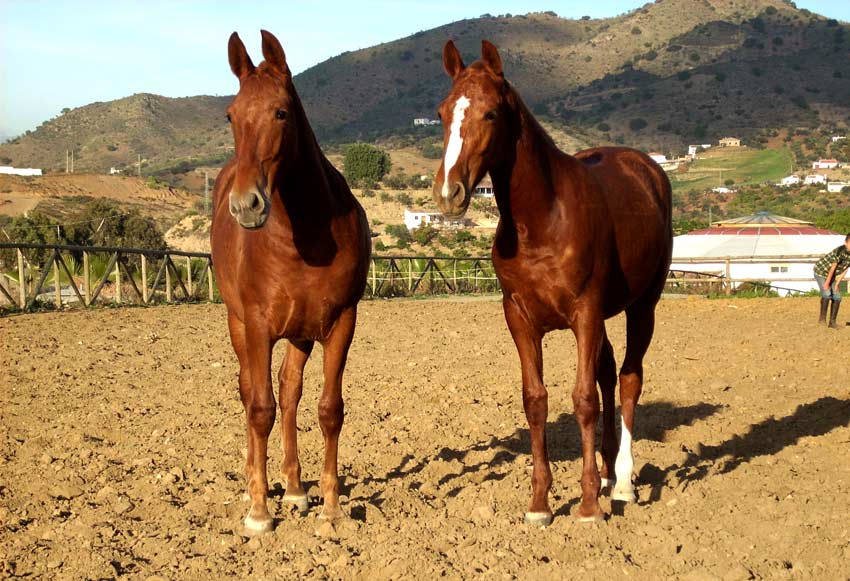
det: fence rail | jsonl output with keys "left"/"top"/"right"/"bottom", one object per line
{"left": 0, "top": 243, "right": 832, "bottom": 313}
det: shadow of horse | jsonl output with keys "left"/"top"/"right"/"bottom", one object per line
{"left": 639, "top": 396, "right": 850, "bottom": 505}
{"left": 360, "top": 400, "right": 722, "bottom": 497}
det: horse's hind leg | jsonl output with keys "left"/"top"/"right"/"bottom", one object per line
{"left": 317, "top": 307, "right": 357, "bottom": 521}
{"left": 598, "top": 329, "right": 618, "bottom": 491}
{"left": 229, "top": 312, "right": 277, "bottom": 534}
{"left": 278, "top": 339, "right": 314, "bottom": 511}
{"left": 612, "top": 302, "right": 657, "bottom": 502}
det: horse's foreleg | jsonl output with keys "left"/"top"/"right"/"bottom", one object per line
{"left": 234, "top": 315, "right": 276, "bottom": 535}
{"left": 612, "top": 304, "right": 656, "bottom": 503}
{"left": 504, "top": 298, "right": 552, "bottom": 526}
{"left": 598, "top": 329, "right": 618, "bottom": 491}
{"left": 572, "top": 311, "right": 605, "bottom": 521}
{"left": 317, "top": 307, "right": 356, "bottom": 521}
{"left": 278, "top": 339, "right": 313, "bottom": 511}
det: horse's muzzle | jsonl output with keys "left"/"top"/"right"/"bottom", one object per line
{"left": 229, "top": 189, "right": 269, "bottom": 229}
{"left": 433, "top": 181, "right": 469, "bottom": 218}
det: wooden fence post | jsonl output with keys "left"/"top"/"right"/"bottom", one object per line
{"left": 370, "top": 259, "right": 376, "bottom": 297}
{"left": 53, "top": 253, "right": 61, "bottom": 308}
{"left": 725, "top": 259, "right": 732, "bottom": 296}
{"left": 114, "top": 253, "right": 122, "bottom": 304}
{"left": 83, "top": 251, "right": 91, "bottom": 306}
{"left": 207, "top": 260, "right": 214, "bottom": 302}
{"left": 165, "top": 256, "right": 173, "bottom": 303}
{"left": 17, "top": 248, "right": 26, "bottom": 307}
{"left": 141, "top": 254, "right": 148, "bottom": 304}
{"left": 186, "top": 256, "right": 193, "bottom": 296}
{"left": 408, "top": 259, "right": 413, "bottom": 294}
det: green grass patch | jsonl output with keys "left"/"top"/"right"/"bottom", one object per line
{"left": 671, "top": 148, "right": 793, "bottom": 193}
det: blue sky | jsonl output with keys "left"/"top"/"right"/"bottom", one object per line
{"left": 1, "top": 0, "right": 847, "bottom": 138}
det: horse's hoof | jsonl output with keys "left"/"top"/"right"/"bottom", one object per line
{"left": 577, "top": 513, "right": 605, "bottom": 523}
{"left": 283, "top": 494, "right": 309, "bottom": 512}
{"left": 318, "top": 505, "right": 344, "bottom": 522}
{"left": 611, "top": 487, "right": 636, "bottom": 503}
{"left": 524, "top": 512, "right": 553, "bottom": 527}
{"left": 243, "top": 514, "right": 273, "bottom": 535}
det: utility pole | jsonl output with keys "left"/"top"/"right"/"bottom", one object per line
{"left": 137, "top": 154, "right": 141, "bottom": 177}
{"left": 65, "top": 150, "right": 69, "bottom": 174}
{"left": 204, "top": 170, "right": 210, "bottom": 215}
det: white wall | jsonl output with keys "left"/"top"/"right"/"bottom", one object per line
{"left": 0, "top": 166, "right": 42, "bottom": 176}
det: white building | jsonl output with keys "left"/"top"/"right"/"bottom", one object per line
{"left": 827, "top": 181, "right": 850, "bottom": 193}
{"left": 804, "top": 174, "right": 827, "bottom": 185}
{"left": 473, "top": 175, "right": 494, "bottom": 197}
{"left": 0, "top": 166, "right": 42, "bottom": 176}
{"left": 812, "top": 159, "right": 839, "bottom": 170}
{"left": 831, "top": 136, "right": 846, "bottom": 142}
{"left": 403, "top": 209, "right": 470, "bottom": 231}
{"left": 671, "top": 212, "right": 845, "bottom": 296}
{"left": 687, "top": 145, "right": 698, "bottom": 158}
{"left": 109, "top": 167, "right": 121, "bottom": 175}
{"left": 718, "top": 137, "right": 741, "bottom": 147}
{"left": 711, "top": 187, "right": 735, "bottom": 194}
{"left": 648, "top": 152, "right": 668, "bottom": 165}
{"left": 413, "top": 118, "right": 441, "bottom": 126}
{"left": 778, "top": 175, "right": 801, "bottom": 186}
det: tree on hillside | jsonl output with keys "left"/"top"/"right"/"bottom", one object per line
{"left": 343, "top": 143, "right": 391, "bottom": 188}
{"left": 73, "top": 200, "right": 166, "bottom": 250}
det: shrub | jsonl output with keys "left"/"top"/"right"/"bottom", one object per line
{"left": 385, "top": 224, "right": 412, "bottom": 247}
{"left": 631, "top": 27, "right": 642, "bottom": 35}
{"left": 629, "top": 118, "right": 648, "bottom": 131}
{"left": 412, "top": 224, "right": 438, "bottom": 245}
{"left": 343, "top": 143, "right": 391, "bottom": 187}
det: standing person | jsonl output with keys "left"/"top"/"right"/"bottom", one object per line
{"left": 814, "top": 233, "right": 850, "bottom": 329}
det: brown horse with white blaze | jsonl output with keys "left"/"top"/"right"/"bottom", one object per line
{"left": 433, "top": 40, "right": 672, "bottom": 524}
{"left": 211, "top": 30, "right": 370, "bottom": 535}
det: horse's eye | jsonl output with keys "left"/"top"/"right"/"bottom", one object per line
{"left": 485, "top": 110, "right": 498, "bottom": 121}
{"left": 275, "top": 109, "right": 287, "bottom": 120}
{"left": 225, "top": 113, "right": 232, "bottom": 123}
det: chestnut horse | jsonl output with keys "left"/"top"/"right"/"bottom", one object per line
{"left": 211, "top": 30, "right": 370, "bottom": 534}
{"left": 433, "top": 40, "right": 672, "bottom": 524}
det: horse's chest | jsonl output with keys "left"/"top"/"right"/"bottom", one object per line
{"left": 494, "top": 252, "right": 587, "bottom": 331}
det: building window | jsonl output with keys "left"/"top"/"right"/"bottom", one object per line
{"left": 770, "top": 265, "right": 788, "bottom": 273}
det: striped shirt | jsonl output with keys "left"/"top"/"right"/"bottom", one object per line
{"left": 814, "top": 245, "right": 850, "bottom": 278}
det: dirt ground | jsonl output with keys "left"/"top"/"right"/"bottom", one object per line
{"left": 1, "top": 297, "right": 849, "bottom": 580}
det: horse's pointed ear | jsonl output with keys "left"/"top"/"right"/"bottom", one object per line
{"left": 481, "top": 40, "right": 503, "bottom": 76}
{"left": 443, "top": 40, "right": 465, "bottom": 79}
{"left": 261, "top": 29, "right": 291, "bottom": 77}
{"left": 228, "top": 32, "right": 255, "bottom": 80}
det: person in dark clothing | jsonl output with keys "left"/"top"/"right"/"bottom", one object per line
{"left": 813, "top": 233, "right": 850, "bottom": 329}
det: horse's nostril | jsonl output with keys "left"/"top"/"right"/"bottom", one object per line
{"left": 251, "top": 194, "right": 263, "bottom": 211}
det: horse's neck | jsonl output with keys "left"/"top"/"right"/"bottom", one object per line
{"left": 274, "top": 100, "right": 338, "bottom": 214}
{"left": 493, "top": 106, "right": 559, "bottom": 228}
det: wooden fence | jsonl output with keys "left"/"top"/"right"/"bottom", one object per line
{"left": 0, "top": 243, "right": 832, "bottom": 313}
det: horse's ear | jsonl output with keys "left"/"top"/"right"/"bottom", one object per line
{"left": 481, "top": 40, "right": 503, "bottom": 76}
{"left": 260, "top": 29, "right": 291, "bottom": 77}
{"left": 443, "top": 40, "right": 465, "bottom": 79}
{"left": 228, "top": 32, "right": 255, "bottom": 80}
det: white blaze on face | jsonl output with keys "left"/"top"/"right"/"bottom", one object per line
{"left": 442, "top": 95, "right": 471, "bottom": 198}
